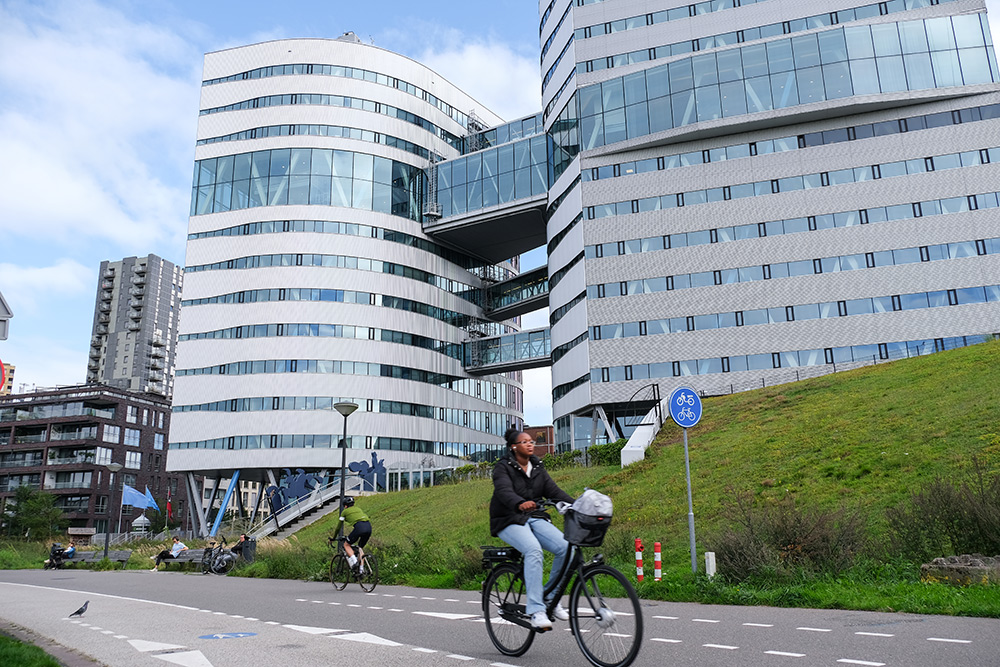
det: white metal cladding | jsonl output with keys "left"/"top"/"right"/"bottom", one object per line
{"left": 172, "top": 39, "right": 520, "bottom": 473}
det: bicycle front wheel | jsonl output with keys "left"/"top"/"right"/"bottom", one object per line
{"left": 329, "top": 554, "right": 349, "bottom": 590}
{"left": 482, "top": 563, "right": 534, "bottom": 657}
{"left": 569, "top": 564, "right": 643, "bottom": 667}
{"left": 358, "top": 553, "right": 378, "bottom": 592}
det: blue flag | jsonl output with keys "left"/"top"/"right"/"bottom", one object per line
{"left": 121, "top": 484, "right": 147, "bottom": 508}
{"left": 144, "top": 487, "right": 160, "bottom": 512}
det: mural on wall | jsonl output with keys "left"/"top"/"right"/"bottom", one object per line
{"left": 265, "top": 468, "right": 326, "bottom": 513}
{"left": 350, "top": 453, "right": 387, "bottom": 492}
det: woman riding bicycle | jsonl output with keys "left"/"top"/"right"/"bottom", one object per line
{"left": 489, "top": 426, "right": 574, "bottom": 631}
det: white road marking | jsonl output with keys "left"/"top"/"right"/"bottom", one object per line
{"left": 855, "top": 632, "right": 894, "bottom": 637}
{"left": 330, "top": 632, "right": 402, "bottom": 646}
{"left": 766, "top": 651, "right": 806, "bottom": 657}
{"left": 467, "top": 600, "right": 479, "bottom": 604}
{"left": 413, "top": 647, "right": 436, "bottom": 653}
{"left": 245, "top": 617, "right": 259, "bottom": 621}
{"left": 212, "top": 612, "right": 226, "bottom": 615}
{"left": 651, "top": 638, "right": 682, "bottom": 643}
{"left": 605, "top": 633, "right": 632, "bottom": 638}
{"left": 693, "top": 618, "right": 720, "bottom": 623}
{"left": 329, "top": 601, "right": 341, "bottom": 605}
{"left": 89, "top": 626, "right": 103, "bottom": 631}
{"left": 445, "top": 599, "right": 460, "bottom": 602}
{"left": 653, "top": 615, "right": 679, "bottom": 620}
{"left": 797, "top": 627, "right": 832, "bottom": 632}
{"left": 382, "top": 594, "right": 396, "bottom": 597}
{"left": 283, "top": 624, "right": 346, "bottom": 635}
{"left": 837, "top": 660, "right": 885, "bottom": 666}
{"left": 491, "top": 663, "right": 523, "bottom": 667}
{"left": 446, "top": 655, "right": 475, "bottom": 661}
{"left": 368, "top": 606, "right": 383, "bottom": 610}
{"left": 402, "top": 595, "right": 417, "bottom": 599}
{"left": 347, "top": 604, "right": 362, "bottom": 608}
{"left": 928, "top": 637, "right": 971, "bottom": 644}
{"left": 295, "top": 598, "right": 307, "bottom": 601}
{"left": 413, "top": 612, "right": 479, "bottom": 620}
{"left": 152, "top": 650, "right": 214, "bottom": 667}
{"left": 421, "top": 596, "right": 437, "bottom": 600}
{"left": 230, "top": 615, "right": 244, "bottom": 618}
{"left": 744, "top": 623, "right": 774, "bottom": 627}
{"left": 388, "top": 608, "right": 404, "bottom": 612}
{"left": 129, "top": 639, "right": 186, "bottom": 652}
{"left": 704, "top": 643, "right": 739, "bottom": 650}
{"left": 264, "top": 621, "right": 280, "bottom": 625}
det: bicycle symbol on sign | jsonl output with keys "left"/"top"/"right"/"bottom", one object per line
{"left": 677, "top": 406, "right": 696, "bottom": 422}
{"left": 675, "top": 392, "right": 696, "bottom": 407}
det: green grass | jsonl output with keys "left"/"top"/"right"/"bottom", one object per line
{"left": 0, "top": 633, "right": 61, "bottom": 667}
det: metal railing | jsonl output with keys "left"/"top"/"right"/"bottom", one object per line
{"left": 247, "top": 476, "right": 362, "bottom": 539}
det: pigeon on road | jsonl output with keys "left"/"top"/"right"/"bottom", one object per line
{"left": 68, "top": 601, "right": 89, "bottom": 618}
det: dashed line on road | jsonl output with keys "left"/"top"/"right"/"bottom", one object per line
{"left": 836, "top": 660, "right": 885, "bottom": 666}
{"left": 413, "top": 647, "right": 436, "bottom": 653}
{"left": 446, "top": 655, "right": 475, "bottom": 661}
{"left": 692, "top": 618, "right": 720, "bottom": 623}
{"left": 704, "top": 643, "right": 739, "bottom": 650}
{"left": 744, "top": 623, "right": 773, "bottom": 627}
{"left": 650, "top": 638, "right": 682, "bottom": 643}
{"left": 766, "top": 650, "right": 806, "bottom": 657}
{"left": 653, "top": 615, "right": 678, "bottom": 620}
{"left": 797, "top": 627, "right": 832, "bottom": 632}
{"left": 855, "top": 632, "right": 894, "bottom": 637}
{"left": 928, "top": 637, "right": 971, "bottom": 644}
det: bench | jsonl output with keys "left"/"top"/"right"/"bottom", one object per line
{"left": 157, "top": 548, "right": 206, "bottom": 570}
{"left": 63, "top": 550, "right": 133, "bottom": 569}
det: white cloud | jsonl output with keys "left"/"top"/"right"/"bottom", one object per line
{"left": 0, "top": 0, "right": 200, "bottom": 256}
{"left": 0, "top": 259, "right": 93, "bottom": 316}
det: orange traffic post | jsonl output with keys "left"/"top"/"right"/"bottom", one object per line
{"left": 654, "top": 542, "right": 662, "bottom": 581}
{"left": 635, "top": 537, "right": 644, "bottom": 581}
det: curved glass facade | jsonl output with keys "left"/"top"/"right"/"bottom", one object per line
{"left": 577, "top": 15, "right": 997, "bottom": 149}
{"left": 190, "top": 148, "right": 424, "bottom": 220}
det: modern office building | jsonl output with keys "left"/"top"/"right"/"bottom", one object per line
{"left": 173, "top": 0, "right": 1000, "bottom": 511}
{"left": 533, "top": 0, "right": 1000, "bottom": 448}
{"left": 0, "top": 289, "right": 11, "bottom": 341}
{"left": 86, "top": 255, "right": 183, "bottom": 398}
{"left": 171, "top": 33, "right": 529, "bottom": 533}
{"left": 0, "top": 385, "right": 187, "bottom": 536}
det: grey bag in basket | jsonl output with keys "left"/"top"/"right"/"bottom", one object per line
{"left": 564, "top": 488, "right": 613, "bottom": 547}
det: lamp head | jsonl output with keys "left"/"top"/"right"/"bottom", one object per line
{"left": 334, "top": 402, "right": 359, "bottom": 418}
{"left": 106, "top": 462, "right": 123, "bottom": 473}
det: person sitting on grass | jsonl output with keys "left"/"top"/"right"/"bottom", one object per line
{"left": 150, "top": 536, "right": 187, "bottom": 571}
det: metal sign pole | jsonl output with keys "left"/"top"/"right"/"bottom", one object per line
{"left": 683, "top": 427, "right": 696, "bottom": 573}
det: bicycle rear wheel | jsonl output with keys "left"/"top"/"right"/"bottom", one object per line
{"left": 569, "top": 564, "right": 643, "bottom": 667}
{"left": 329, "top": 554, "right": 349, "bottom": 590}
{"left": 358, "top": 553, "right": 378, "bottom": 592}
{"left": 482, "top": 562, "right": 534, "bottom": 657}
{"left": 211, "top": 553, "right": 235, "bottom": 575}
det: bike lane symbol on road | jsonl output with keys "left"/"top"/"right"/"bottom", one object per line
{"left": 669, "top": 387, "right": 702, "bottom": 428}
{"left": 198, "top": 632, "right": 257, "bottom": 640}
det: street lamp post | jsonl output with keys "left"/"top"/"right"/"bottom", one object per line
{"left": 334, "top": 402, "right": 358, "bottom": 540}
{"left": 103, "top": 462, "right": 123, "bottom": 560}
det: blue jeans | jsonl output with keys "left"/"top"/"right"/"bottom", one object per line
{"left": 497, "top": 518, "right": 569, "bottom": 615}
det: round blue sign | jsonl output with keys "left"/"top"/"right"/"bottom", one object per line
{"left": 669, "top": 387, "right": 702, "bottom": 428}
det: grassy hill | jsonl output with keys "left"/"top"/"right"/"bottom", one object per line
{"left": 259, "top": 338, "right": 1000, "bottom": 615}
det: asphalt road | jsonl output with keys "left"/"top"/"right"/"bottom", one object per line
{"left": 0, "top": 568, "right": 997, "bottom": 667}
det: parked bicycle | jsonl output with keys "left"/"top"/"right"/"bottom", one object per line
{"left": 328, "top": 535, "right": 378, "bottom": 592}
{"left": 201, "top": 536, "right": 237, "bottom": 575}
{"left": 481, "top": 500, "right": 642, "bottom": 667}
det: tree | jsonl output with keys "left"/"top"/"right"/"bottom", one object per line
{"left": 4, "top": 486, "right": 67, "bottom": 540}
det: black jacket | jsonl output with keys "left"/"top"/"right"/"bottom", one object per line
{"left": 489, "top": 453, "right": 574, "bottom": 536}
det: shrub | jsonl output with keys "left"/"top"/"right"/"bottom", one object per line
{"left": 886, "top": 459, "right": 1000, "bottom": 562}
{"left": 588, "top": 439, "right": 628, "bottom": 467}
{"left": 542, "top": 449, "right": 582, "bottom": 471}
{"left": 707, "top": 489, "right": 867, "bottom": 582}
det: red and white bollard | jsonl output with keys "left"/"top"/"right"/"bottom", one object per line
{"left": 654, "top": 542, "right": 662, "bottom": 581}
{"left": 635, "top": 537, "right": 644, "bottom": 581}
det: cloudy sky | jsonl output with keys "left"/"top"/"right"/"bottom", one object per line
{"left": 2, "top": 0, "right": 1000, "bottom": 427}
{"left": 0, "top": 0, "right": 553, "bottom": 423}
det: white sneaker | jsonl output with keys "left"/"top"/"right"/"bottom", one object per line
{"left": 150, "top": 567, "right": 157, "bottom": 571}
{"left": 530, "top": 611, "right": 552, "bottom": 630}
{"left": 552, "top": 603, "right": 569, "bottom": 621}
{"left": 149, "top": 555, "right": 156, "bottom": 560}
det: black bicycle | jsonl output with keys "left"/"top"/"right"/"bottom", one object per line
{"left": 328, "top": 535, "right": 378, "bottom": 592}
{"left": 202, "top": 536, "right": 237, "bottom": 575}
{"left": 481, "top": 502, "right": 642, "bottom": 667}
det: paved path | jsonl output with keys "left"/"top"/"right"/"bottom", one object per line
{"left": 1, "top": 569, "right": 998, "bottom": 667}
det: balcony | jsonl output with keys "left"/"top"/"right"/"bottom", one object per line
{"left": 98, "top": 313, "right": 110, "bottom": 324}
{"left": 145, "top": 382, "right": 166, "bottom": 396}
{"left": 150, "top": 335, "right": 165, "bottom": 348}
{"left": 87, "top": 361, "right": 100, "bottom": 371}
{"left": 96, "top": 325, "right": 108, "bottom": 334}
{"left": 100, "top": 290, "right": 113, "bottom": 301}
{"left": 1, "top": 481, "right": 40, "bottom": 492}
{"left": 129, "top": 286, "right": 144, "bottom": 297}
{"left": 127, "top": 321, "right": 141, "bottom": 331}
{"left": 149, "top": 357, "right": 164, "bottom": 370}
{"left": 0, "top": 458, "right": 43, "bottom": 468}
{"left": 131, "top": 274, "right": 145, "bottom": 285}
{"left": 89, "top": 347, "right": 101, "bottom": 359}
{"left": 129, "top": 309, "right": 142, "bottom": 320}
{"left": 148, "top": 370, "right": 164, "bottom": 382}
{"left": 101, "top": 280, "right": 114, "bottom": 290}
{"left": 150, "top": 346, "right": 165, "bottom": 358}
{"left": 134, "top": 264, "right": 146, "bottom": 275}
{"left": 50, "top": 428, "right": 98, "bottom": 441}
{"left": 47, "top": 454, "right": 96, "bottom": 465}
{"left": 91, "top": 335, "right": 104, "bottom": 346}
{"left": 99, "top": 303, "right": 111, "bottom": 312}
{"left": 14, "top": 433, "right": 46, "bottom": 444}
{"left": 103, "top": 268, "right": 115, "bottom": 278}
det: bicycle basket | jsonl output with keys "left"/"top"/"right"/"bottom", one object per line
{"left": 563, "top": 508, "right": 612, "bottom": 547}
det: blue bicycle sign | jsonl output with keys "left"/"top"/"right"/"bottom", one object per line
{"left": 669, "top": 387, "right": 702, "bottom": 428}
